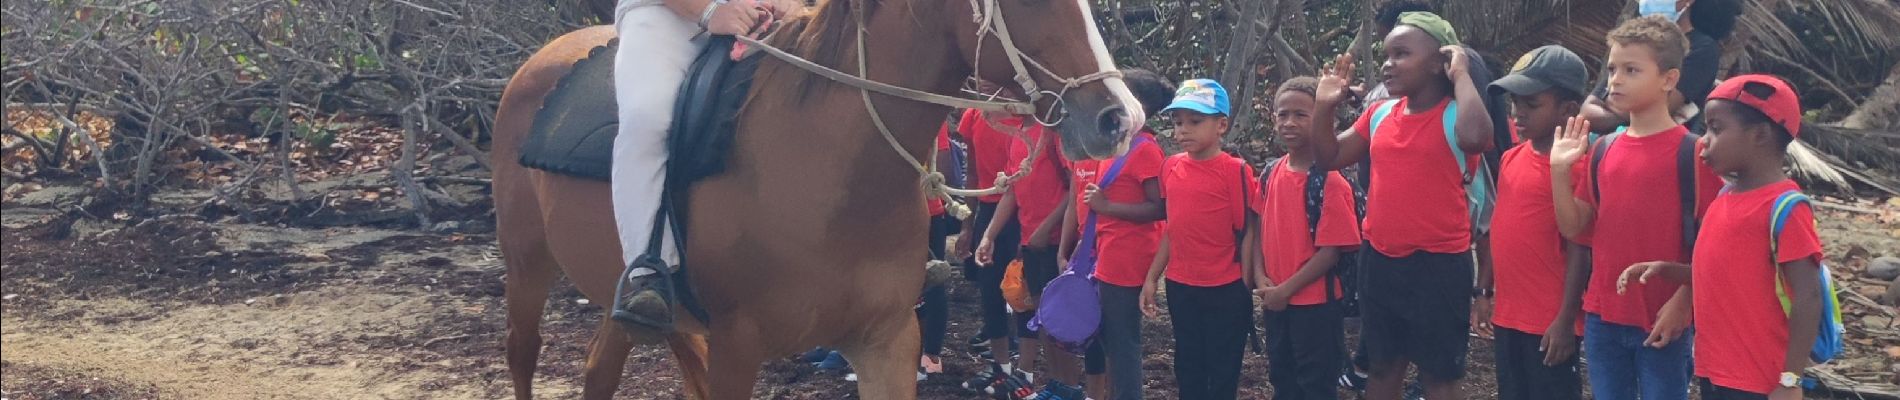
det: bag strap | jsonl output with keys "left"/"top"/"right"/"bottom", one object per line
{"left": 1588, "top": 129, "right": 1624, "bottom": 204}
{"left": 1677, "top": 133, "right": 1702, "bottom": 253}
{"left": 1439, "top": 101, "right": 1469, "bottom": 180}
{"left": 1769, "top": 189, "right": 1809, "bottom": 315}
{"left": 1074, "top": 135, "right": 1152, "bottom": 276}
{"left": 1235, "top": 160, "right": 1250, "bottom": 263}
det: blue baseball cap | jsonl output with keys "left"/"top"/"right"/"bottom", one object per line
{"left": 1160, "top": 79, "right": 1230, "bottom": 117}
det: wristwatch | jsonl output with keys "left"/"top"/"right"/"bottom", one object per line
{"left": 1779, "top": 372, "right": 1802, "bottom": 389}
{"left": 1472, "top": 287, "right": 1495, "bottom": 299}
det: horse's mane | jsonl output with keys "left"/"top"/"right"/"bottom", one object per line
{"left": 754, "top": 0, "right": 886, "bottom": 102}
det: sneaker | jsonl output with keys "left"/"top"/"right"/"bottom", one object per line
{"left": 993, "top": 370, "right": 1036, "bottom": 399}
{"left": 969, "top": 335, "right": 992, "bottom": 353}
{"left": 797, "top": 347, "right": 831, "bottom": 364}
{"left": 962, "top": 364, "right": 1008, "bottom": 393}
{"left": 814, "top": 351, "right": 849, "bottom": 370}
{"left": 920, "top": 354, "right": 944, "bottom": 374}
{"left": 1031, "top": 380, "right": 1086, "bottom": 400}
{"left": 1402, "top": 382, "right": 1426, "bottom": 400}
{"left": 610, "top": 256, "right": 677, "bottom": 333}
{"left": 1337, "top": 366, "right": 1367, "bottom": 392}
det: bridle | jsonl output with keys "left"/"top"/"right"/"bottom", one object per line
{"left": 733, "top": 0, "right": 1124, "bottom": 219}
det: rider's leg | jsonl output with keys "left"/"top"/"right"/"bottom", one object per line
{"left": 610, "top": 3, "right": 698, "bottom": 327}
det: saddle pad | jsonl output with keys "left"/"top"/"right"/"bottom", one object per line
{"left": 520, "top": 40, "right": 620, "bottom": 181}
{"left": 520, "top": 37, "right": 761, "bottom": 186}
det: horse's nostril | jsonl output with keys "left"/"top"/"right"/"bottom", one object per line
{"left": 1097, "top": 107, "right": 1126, "bottom": 138}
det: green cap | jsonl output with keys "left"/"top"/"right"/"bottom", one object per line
{"left": 1397, "top": 11, "right": 1460, "bottom": 46}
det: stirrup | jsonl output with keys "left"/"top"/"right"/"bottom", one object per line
{"left": 611, "top": 252, "right": 679, "bottom": 333}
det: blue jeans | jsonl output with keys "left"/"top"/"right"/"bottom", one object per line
{"left": 1584, "top": 314, "right": 1693, "bottom": 400}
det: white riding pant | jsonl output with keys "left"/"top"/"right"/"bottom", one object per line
{"left": 612, "top": 2, "right": 696, "bottom": 268}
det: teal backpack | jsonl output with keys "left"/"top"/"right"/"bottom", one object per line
{"left": 1368, "top": 100, "right": 1497, "bottom": 234}
{"left": 1768, "top": 190, "right": 1845, "bottom": 363}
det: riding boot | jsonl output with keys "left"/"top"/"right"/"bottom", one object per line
{"left": 611, "top": 252, "right": 678, "bottom": 336}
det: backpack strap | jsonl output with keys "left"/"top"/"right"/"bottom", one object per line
{"left": 1368, "top": 100, "right": 1400, "bottom": 140}
{"left": 1440, "top": 101, "right": 1469, "bottom": 179}
{"left": 1678, "top": 133, "right": 1702, "bottom": 253}
{"left": 1588, "top": 128, "right": 1625, "bottom": 204}
{"left": 1769, "top": 190, "right": 1809, "bottom": 315}
{"left": 1235, "top": 161, "right": 1250, "bottom": 263}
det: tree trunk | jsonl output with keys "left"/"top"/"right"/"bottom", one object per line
{"left": 1838, "top": 64, "right": 1900, "bottom": 131}
{"left": 1220, "top": 0, "right": 1271, "bottom": 139}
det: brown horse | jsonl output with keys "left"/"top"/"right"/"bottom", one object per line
{"left": 490, "top": 0, "right": 1143, "bottom": 398}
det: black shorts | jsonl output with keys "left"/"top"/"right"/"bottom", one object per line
{"left": 1494, "top": 327, "right": 1582, "bottom": 400}
{"left": 1358, "top": 246, "right": 1473, "bottom": 383}
{"left": 1020, "top": 245, "right": 1060, "bottom": 298}
{"left": 1699, "top": 379, "right": 1769, "bottom": 400}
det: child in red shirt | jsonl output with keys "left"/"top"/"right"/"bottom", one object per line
{"left": 1614, "top": 75, "right": 1825, "bottom": 400}
{"left": 1548, "top": 16, "right": 1723, "bottom": 400}
{"left": 1139, "top": 78, "right": 1259, "bottom": 400}
{"left": 1306, "top": 12, "right": 1493, "bottom": 399}
{"left": 1251, "top": 77, "right": 1361, "bottom": 400}
{"left": 975, "top": 117, "right": 1071, "bottom": 387}
{"left": 1056, "top": 68, "right": 1174, "bottom": 400}
{"left": 1481, "top": 45, "right": 1592, "bottom": 400}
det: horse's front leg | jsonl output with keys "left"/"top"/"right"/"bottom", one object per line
{"left": 840, "top": 306, "right": 923, "bottom": 400}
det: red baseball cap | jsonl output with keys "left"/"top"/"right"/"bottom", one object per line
{"left": 1707, "top": 74, "right": 1802, "bottom": 138}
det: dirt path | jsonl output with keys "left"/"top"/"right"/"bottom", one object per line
{"left": 3, "top": 196, "right": 1894, "bottom": 399}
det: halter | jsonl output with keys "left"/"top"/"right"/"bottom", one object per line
{"left": 733, "top": 0, "right": 1124, "bottom": 219}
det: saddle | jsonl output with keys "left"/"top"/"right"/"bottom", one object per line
{"left": 519, "top": 36, "right": 764, "bottom": 327}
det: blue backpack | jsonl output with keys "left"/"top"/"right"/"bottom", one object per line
{"left": 1768, "top": 190, "right": 1845, "bottom": 363}
{"left": 1368, "top": 100, "right": 1497, "bottom": 234}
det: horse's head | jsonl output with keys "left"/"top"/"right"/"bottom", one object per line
{"left": 953, "top": 0, "right": 1145, "bottom": 160}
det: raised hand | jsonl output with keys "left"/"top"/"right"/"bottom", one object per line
{"left": 1316, "top": 53, "right": 1356, "bottom": 106}
{"left": 1440, "top": 45, "right": 1469, "bottom": 80}
{"left": 1551, "top": 116, "right": 1591, "bottom": 167}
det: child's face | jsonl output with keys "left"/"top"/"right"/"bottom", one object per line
{"left": 1604, "top": 42, "right": 1679, "bottom": 115}
{"left": 1273, "top": 91, "right": 1316, "bottom": 151}
{"left": 1699, "top": 100, "right": 1772, "bottom": 176}
{"left": 1169, "top": 110, "right": 1230, "bottom": 154}
{"left": 1508, "top": 91, "right": 1574, "bottom": 143}
{"left": 1379, "top": 27, "right": 1446, "bottom": 98}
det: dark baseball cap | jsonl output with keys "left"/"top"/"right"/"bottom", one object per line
{"left": 1490, "top": 45, "right": 1590, "bottom": 99}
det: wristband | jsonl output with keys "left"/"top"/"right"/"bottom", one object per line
{"left": 698, "top": 0, "right": 723, "bottom": 30}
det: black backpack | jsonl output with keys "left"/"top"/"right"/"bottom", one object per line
{"left": 1268, "top": 157, "right": 1363, "bottom": 312}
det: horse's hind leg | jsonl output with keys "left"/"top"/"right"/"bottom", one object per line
{"left": 666, "top": 332, "right": 713, "bottom": 400}
{"left": 502, "top": 233, "right": 561, "bottom": 400}
{"left": 580, "top": 318, "right": 635, "bottom": 400}
{"left": 840, "top": 313, "right": 922, "bottom": 400}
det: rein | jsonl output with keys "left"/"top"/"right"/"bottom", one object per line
{"left": 732, "top": 0, "right": 1121, "bottom": 219}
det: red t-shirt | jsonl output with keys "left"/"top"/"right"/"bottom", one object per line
{"left": 929, "top": 124, "right": 952, "bottom": 216}
{"left": 1259, "top": 162, "right": 1360, "bottom": 305}
{"left": 1490, "top": 144, "right": 1588, "bottom": 336}
{"left": 1160, "top": 153, "right": 1259, "bottom": 287}
{"left": 1691, "top": 180, "right": 1822, "bottom": 395}
{"left": 1573, "top": 125, "right": 1724, "bottom": 330}
{"left": 1073, "top": 132, "right": 1166, "bottom": 287}
{"left": 1351, "top": 98, "right": 1473, "bottom": 257}
{"left": 959, "top": 109, "right": 1023, "bottom": 203}
{"left": 1009, "top": 126, "right": 1067, "bottom": 244}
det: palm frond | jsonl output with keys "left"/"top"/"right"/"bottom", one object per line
{"left": 1787, "top": 139, "right": 1851, "bottom": 191}
{"left": 1789, "top": 0, "right": 1900, "bottom": 55}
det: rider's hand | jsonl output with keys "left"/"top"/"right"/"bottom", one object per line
{"left": 704, "top": 0, "right": 763, "bottom": 36}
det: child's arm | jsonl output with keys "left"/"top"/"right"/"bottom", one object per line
{"left": 1472, "top": 233, "right": 1495, "bottom": 338}
{"left": 1088, "top": 179, "right": 1166, "bottom": 222}
{"left": 1027, "top": 193, "right": 1070, "bottom": 249}
{"left": 1311, "top": 54, "right": 1372, "bottom": 172}
{"left": 1550, "top": 117, "right": 1596, "bottom": 240}
{"left": 1139, "top": 234, "right": 1172, "bottom": 318}
{"left": 1542, "top": 241, "right": 1590, "bottom": 366}
{"left": 1580, "top": 95, "right": 1626, "bottom": 134}
{"left": 1056, "top": 179, "right": 1080, "bottom": 269}
{"left": 1444, "top": 47, "right": 1495, "bottom": 154}
{"left": 1647, "top": 286, "right": 1693, "bottom": 349}
{"left": 1779, "top": 258, "right": 1825, "bottom": 387}
{"left": 975, "top": 191, "right": 1019, "bottom": 266}
{"left": 1240, "top": 211, "right": 1261, "bottom": 290}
